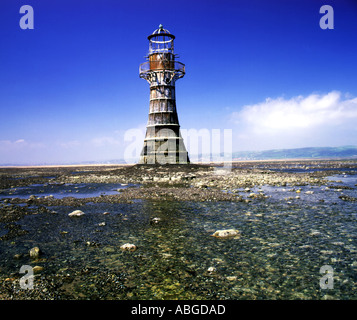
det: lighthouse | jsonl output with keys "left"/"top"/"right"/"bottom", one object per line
{"left": 139, "top": 25, "right": 189, "bottom": 164}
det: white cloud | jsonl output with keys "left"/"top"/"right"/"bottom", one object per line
{"left": 0, "top": 139, "right": 45, "bottom": 149}
{"left": 230, "top": 91, "right": 357, "bottom": 150}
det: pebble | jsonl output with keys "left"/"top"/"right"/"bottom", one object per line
{"left": 33, "top": 266, "right": 44, "bottom": 274}
{"left": 150, "top": 217, "right": 161, "bottom": 224}
{"left": 29, "top": 247, "right": 41, "bottom": 259}
{"left": 310, "top": 231, "right": 321, "bottom": 236}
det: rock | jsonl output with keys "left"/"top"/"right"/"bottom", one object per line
{"left": 86, "top": 241, "right": 100, "bottom": 247}
{"left": 310, "top": 230, "right": 321, "bottom": 236}
{"left": 211, "top": 229, "right": 240, "bottom": 239}
{"left": 226, "top": 276, "right": 237, "bottom": 281}
{"left": 33, "top": 266, "right": 44, "bottom": 274}
{"left": 305, "top": 191, "right": 314, "bottom": 194}
{"left": 120, "top": 243, "right": 137, "bottom": 252}
{"left": 29, "top": 247, "right": 41, "bottom": 259}
{"left": 68, "top": 209, "right": 85, "bottom": 217}
{"left": 150, "top": 217, "right": 161, "bottom": 224}
{"left": 339, "top": 195, "right": 357, "bottom": 202}
{"left": 197, "top": 182, "right": 208, "bottom": 188}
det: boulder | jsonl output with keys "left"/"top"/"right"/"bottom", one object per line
{"left": 120, "top": 243, "right": 137, "bottom": 252}
{"left": 211, "top": 229, "right": 240, "bottom": 239}
{"left": 68, "top": 210, "right": 85, "bottom": 217}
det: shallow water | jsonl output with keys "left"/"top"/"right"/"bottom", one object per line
{"left": 0, "top": 183, "right": 137, "bottom": 200}
{"left": 0, "top": 174, "right": 356, "bottom": 299}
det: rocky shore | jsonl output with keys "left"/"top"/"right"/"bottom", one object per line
{"left": 1, "top": 160, "right": 356, "bottom": 239}
{"left": 0, "top": 160, "right": 356, "bottom": 300}
{"left": 1, "top": 160, "right": 355, "bottom": 206}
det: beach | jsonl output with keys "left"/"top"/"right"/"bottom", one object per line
{"left": 0, "top": 160, "right": 356, "bottom": 299}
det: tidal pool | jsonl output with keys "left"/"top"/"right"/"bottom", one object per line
{"left": 0, "top": 174, "right": 356, "bottom": 299}
{"left": 0, "top": 182, "right": 137, "bottom": 200}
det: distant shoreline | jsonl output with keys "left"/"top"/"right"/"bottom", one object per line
{"left": 1, "top": 158, "right": 356, "bottom": 169}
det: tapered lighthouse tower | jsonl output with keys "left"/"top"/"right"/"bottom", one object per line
{"left": 139, "top": 25, "right": 189, "bottom": 164}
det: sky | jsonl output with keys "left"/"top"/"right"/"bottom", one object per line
{"left": 0, "top": 0, "right": 357, "bottom": 164}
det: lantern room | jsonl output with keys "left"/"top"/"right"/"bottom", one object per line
{"left": 148, "top": 24, "right": 175, "bottom": 54}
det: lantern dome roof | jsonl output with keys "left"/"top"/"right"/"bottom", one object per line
{"left": 148, "top": 24, "right": 175, "bottom": 40}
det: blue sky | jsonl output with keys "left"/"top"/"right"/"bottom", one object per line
{"left": 0, "top": 0, "right": 357, "bottom": 164}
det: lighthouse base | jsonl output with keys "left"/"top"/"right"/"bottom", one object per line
{"left": 138, "top": 137, "right": 190, "bottom": 165}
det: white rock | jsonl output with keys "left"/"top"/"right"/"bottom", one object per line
{"left": 68, "top": 210, "right": 85, "bottom": 217}
{"left": 207, "top": 267, "right": 216, "bottom": 273}
{"left": 120, "top": 243, "right": 137, "bottom": 252}
{"left": 211, "top": 229, "right": 240, "bottom": 239}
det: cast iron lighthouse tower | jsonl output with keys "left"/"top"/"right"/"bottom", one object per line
{"left": 139, "top": 25, "right": 189, "bottom": 164}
